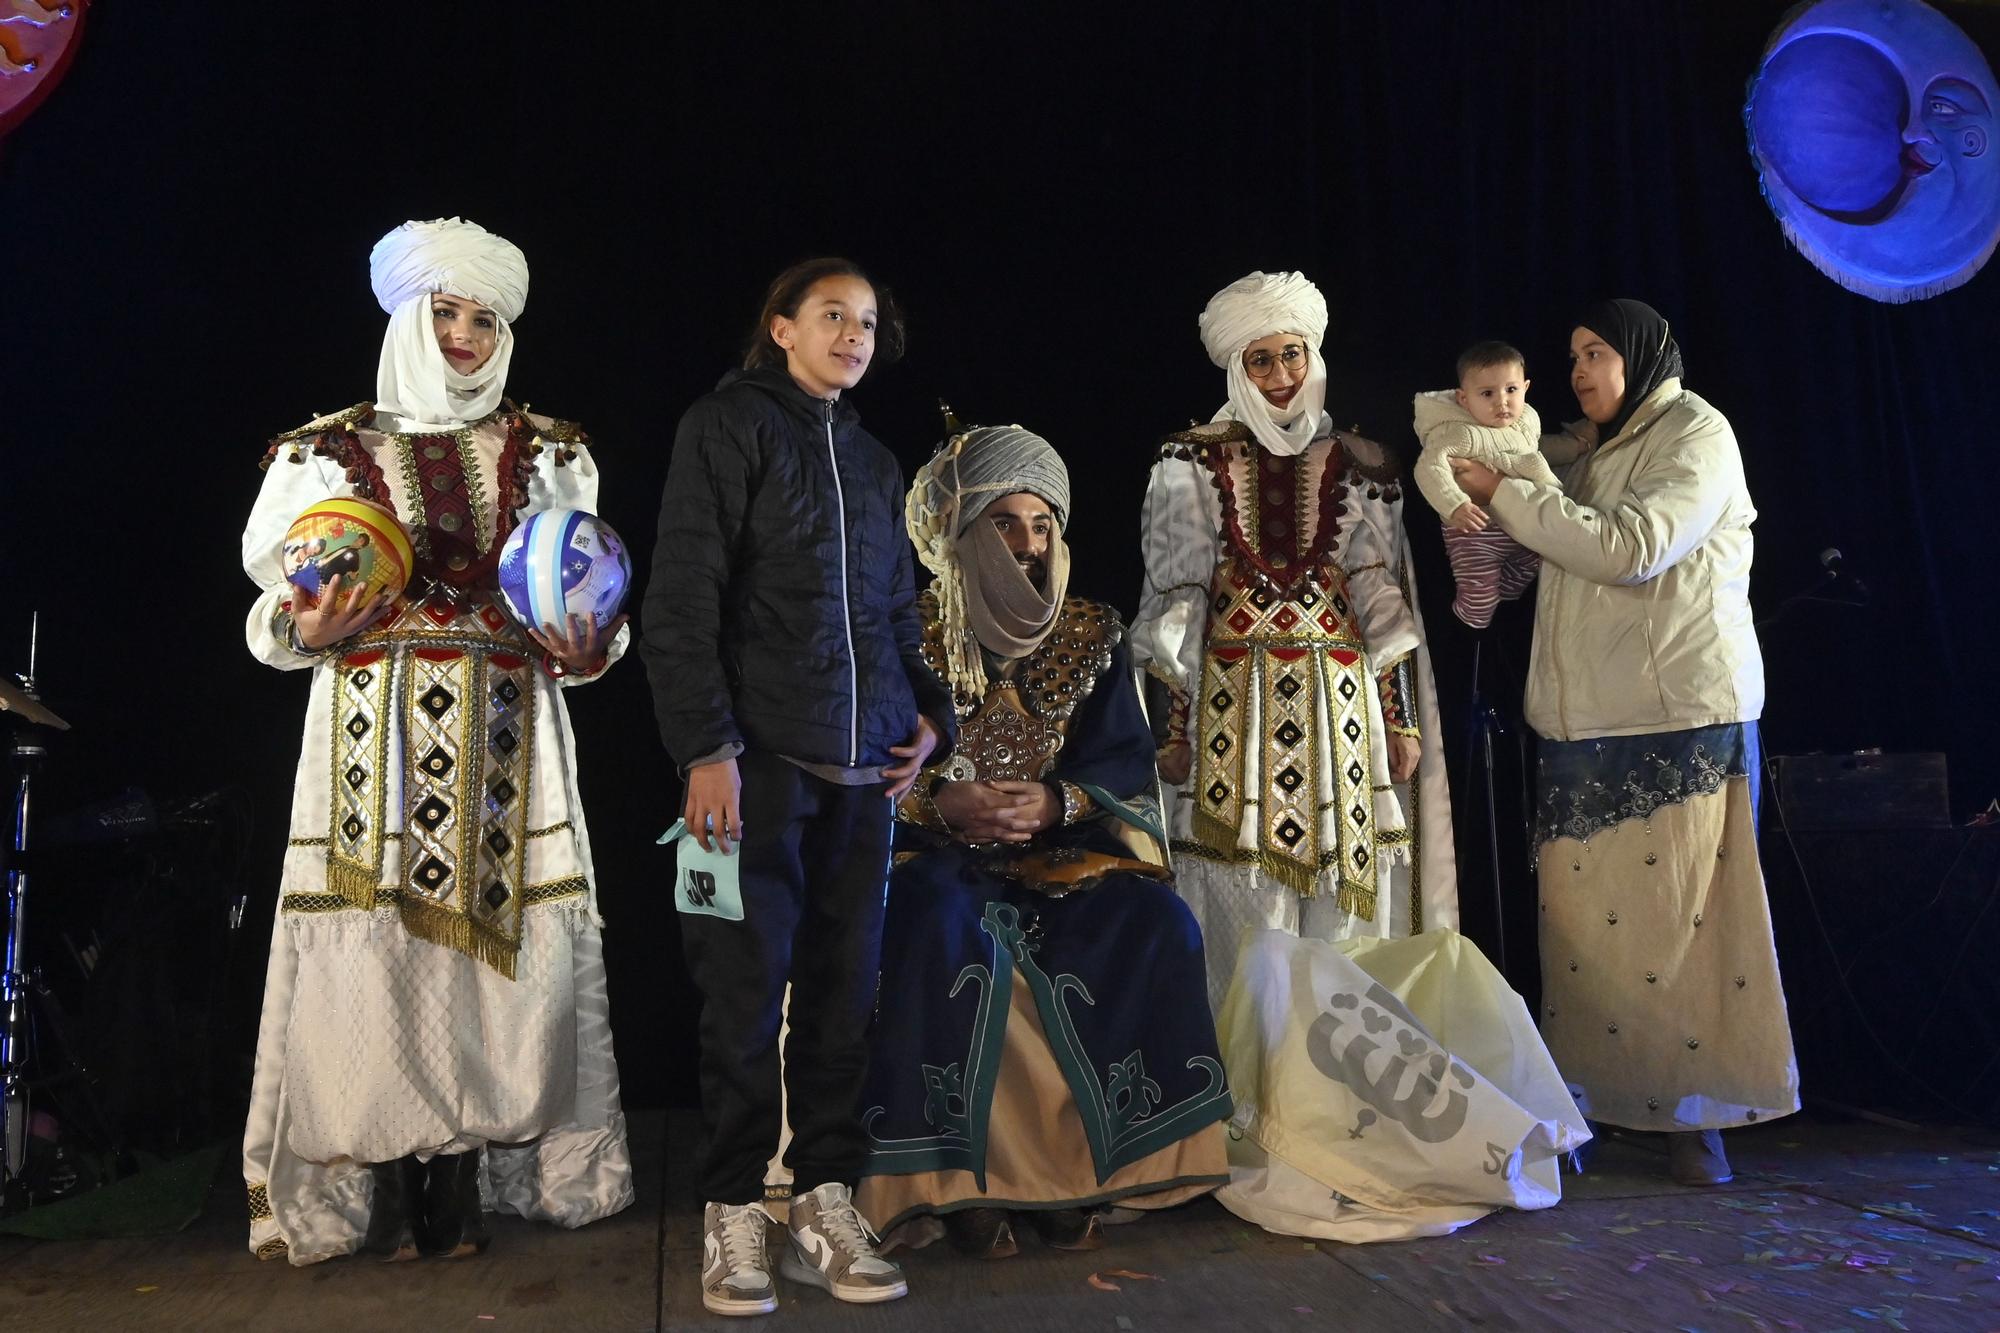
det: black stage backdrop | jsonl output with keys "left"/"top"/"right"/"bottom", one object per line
{"left": 3, "top": 3, "right": 1995, "bottom": 1113}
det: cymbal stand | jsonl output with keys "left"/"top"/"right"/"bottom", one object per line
{"left": 2, "top": 615, "right": 48, "bottom": 1188}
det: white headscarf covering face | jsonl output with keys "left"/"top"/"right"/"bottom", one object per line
{"left": 369, "top": 218, "right": 530, "bottom": 432}
{"left": 1198, "top": 270, "right": 1329, "bottom": 457}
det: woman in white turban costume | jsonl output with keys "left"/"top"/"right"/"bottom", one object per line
{"left": 1133, "top": 272, "right": 1587, "bottom": 1242}
{"left": 239, "top": 219, "right": 634, "bottom": 1264}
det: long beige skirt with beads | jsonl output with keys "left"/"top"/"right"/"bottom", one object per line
{"left": 1537, "top": 776, "right": 1799, "bottom": 1132}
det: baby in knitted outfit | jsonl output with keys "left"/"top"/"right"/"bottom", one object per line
{"left": 1412, "top": 341, "right": 1563, "bottom": 628}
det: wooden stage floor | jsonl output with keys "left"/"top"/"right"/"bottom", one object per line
{"left": 3, "top": 1110, "right": 1997, "bottom": 1331}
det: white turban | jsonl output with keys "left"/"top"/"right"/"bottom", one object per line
{"left": 1198, "top": 270, "right": 1330, "bottom": 458}
{"left": 368, "top": 218, "right": 529, "bottom": 431}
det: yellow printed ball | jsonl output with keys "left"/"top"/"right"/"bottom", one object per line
{"left": 281, "top": 497, "right": 415, "bottom": 610}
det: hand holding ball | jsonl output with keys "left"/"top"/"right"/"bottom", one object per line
{"left": 498, "top": 509, "right": 632, "bottom": 673}
{"left": 282, "top": 498, "right": 414, "bottom": 609}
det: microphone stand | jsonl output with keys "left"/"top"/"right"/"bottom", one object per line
{"left": 1461, "top": 636, "right": 1509, "bottom": 977}
{"left": 1757, "top": 563, "right": 1867, "bottom": 631}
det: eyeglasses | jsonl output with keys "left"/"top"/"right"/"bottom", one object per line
{"left": 1243, "top": 344, "right": 1309, "bottom": 379}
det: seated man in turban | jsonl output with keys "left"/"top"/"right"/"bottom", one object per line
{"left": 854, "top": 423, "right": 1233, "bottom": 1259}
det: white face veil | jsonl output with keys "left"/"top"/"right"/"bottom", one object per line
{"left": 368, "top": 218, "right": 530, "bottom": 432}
{"left": 1198, "top": 271, "right": 1330, "bottom": 457}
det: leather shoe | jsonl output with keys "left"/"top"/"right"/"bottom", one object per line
{"left": 1027, "top": 1207, "right": 1103, "bottom": 1251}
{"left": 359, "top": 1156, "right": 424, "bottom": 1261}
{"left": 943, "top": 1206, "right": 1017, "bottom": 1259}
{"left": 418, "top": 1150, "right": 491, "bottom": 1258}
{"left": 1668, "top": 1129, "right": 1733, "bottom": 1186}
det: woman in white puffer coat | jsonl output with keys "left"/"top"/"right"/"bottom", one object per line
{"left": 1451, "top": 298, "right": 1799, "bottom": 1188}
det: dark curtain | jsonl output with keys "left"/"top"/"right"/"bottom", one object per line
{"left": 2, "top": 2, "right": 1993, "bottom": 1108}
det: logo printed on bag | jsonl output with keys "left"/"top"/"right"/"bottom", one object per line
{"left": 663, "top": 820, "right": 745, "bottom": 921}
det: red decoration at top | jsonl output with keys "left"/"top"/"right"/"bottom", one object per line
{"left": 0, "top": 0, "right": 89, "bottom": 140}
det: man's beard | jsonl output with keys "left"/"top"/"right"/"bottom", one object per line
{"left": 1017, "top": 556, "right": 1046, "bottom": 591}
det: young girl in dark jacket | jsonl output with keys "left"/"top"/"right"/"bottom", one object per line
{"left": 643, "top": 258, "right": 953, "bottom": 1317}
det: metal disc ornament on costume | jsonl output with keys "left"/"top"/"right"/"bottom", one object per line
{"left": 282, "top": 497, "right": 414, "bottom": 609}
{"left": 497, "top": 509, "right": 632, "bottom": 631}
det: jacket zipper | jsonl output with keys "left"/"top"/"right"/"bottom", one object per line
{"left": 824, "top": 398, "right": 861, "bottom": 765}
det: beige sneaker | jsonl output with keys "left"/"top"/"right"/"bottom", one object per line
{"left": 779, "top": 1182, "right": 908, "bottom": 1304}
{"left": 702, "top": 1201, "right": 778, "bottom": 1318}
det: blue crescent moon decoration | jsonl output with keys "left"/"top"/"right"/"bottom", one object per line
{"left": 1746, "top": 0, "right": 2000, "bottom": 302}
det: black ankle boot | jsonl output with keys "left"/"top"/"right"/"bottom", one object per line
{"left": 359, "top": 1156, "right": 424, "bottom": 1261}
{"left": 418, "top": 1150, "right": 491, "bottom": 1258}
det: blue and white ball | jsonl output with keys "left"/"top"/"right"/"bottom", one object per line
{"left": 497, "top": 509, "right": 632, "bottom": 632}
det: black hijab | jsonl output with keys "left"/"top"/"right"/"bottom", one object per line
{"left": 1574, "top": 298, "right": 1685, "bottom": 442}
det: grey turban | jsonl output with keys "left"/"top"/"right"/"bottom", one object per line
{"left": 916, "top": 424, "right": 1071, "bottom": 537}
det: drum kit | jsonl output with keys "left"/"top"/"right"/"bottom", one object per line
{"left": 0, "top": 612, "right": 102, "bottom": 1208}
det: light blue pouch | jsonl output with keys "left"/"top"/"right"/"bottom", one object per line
{"left": 659, "top": 818, "right": 745, "bottom": 922}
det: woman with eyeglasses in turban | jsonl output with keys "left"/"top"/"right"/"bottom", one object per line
{"left": 238, "top": 218, "right": 634, "bottom": 1265}
{"left": 1133, "top": 271, "right": 1586, "bottom": 1243}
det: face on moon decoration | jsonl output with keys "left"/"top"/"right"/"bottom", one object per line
{"left": 1746, "top": 0, "right": 2000, "bottom": 302}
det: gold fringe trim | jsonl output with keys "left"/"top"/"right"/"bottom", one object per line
{"left": 1170, "top": 836, "right": 1378, "bottom": 920}
{"left": 326, "top": 857, "right": 380, "bottom": 912}
{"left": 1188, "top": 806, "right": 1241, "bottom": 865}
{"left": 396, "top": 894, "right": 519, "bottom": 981}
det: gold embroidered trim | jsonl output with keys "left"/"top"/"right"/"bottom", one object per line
{"left": 522, "top": 875, "right": 588, "bottom": 905}
{"left": 400, "top": 649, "right": 536, "bottom": 979}
{"left": 271, "top": 402, "right": 373, "bottom": 446}
{"left": 450, "top": 429, "right": 496, "bottom": 551}
{"left": 527, "top": 820, "right": 574, "bottom": 840}
{"left": 255, "top": 1237, "right": 289, "bottom": 1261}
{"left": 1158, "top": 420, "right": 1254, "bottom": 452}
{"left": 1190, "top": 566, "right": 1377, "bottom": 916}
{"left": 917, "top": 596, "right": 1122, "bottom": 784}
{"left": 247, "top": 1182, "right": 272, "bottom": 1221}
{"left": 520, "top": 410, "right": 589, "bottom": 445}
{"left": 391, "top": 434, "right": 433, "bottom": 560}
{"left": 284, "top": 879, "right": 585, "bottom": 916}
{"left": 287, "top": 836, "right": 330, "bottom": 847}
{"left": 281, "top": 892, "right": 361, "bottom": 914}
{"left": 328, "top": 655, "right": 393, "bottom": 912}
{"left": 918, "top": 594, "right": 1122, "bottom": 725}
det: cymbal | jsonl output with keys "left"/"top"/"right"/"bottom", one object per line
{"left": 0, "top": 679, "right": 69, "bottom": 730}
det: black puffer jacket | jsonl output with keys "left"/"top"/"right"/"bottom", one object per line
{"left": 642, "top": 367, "right": 955, "bottom": 772}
